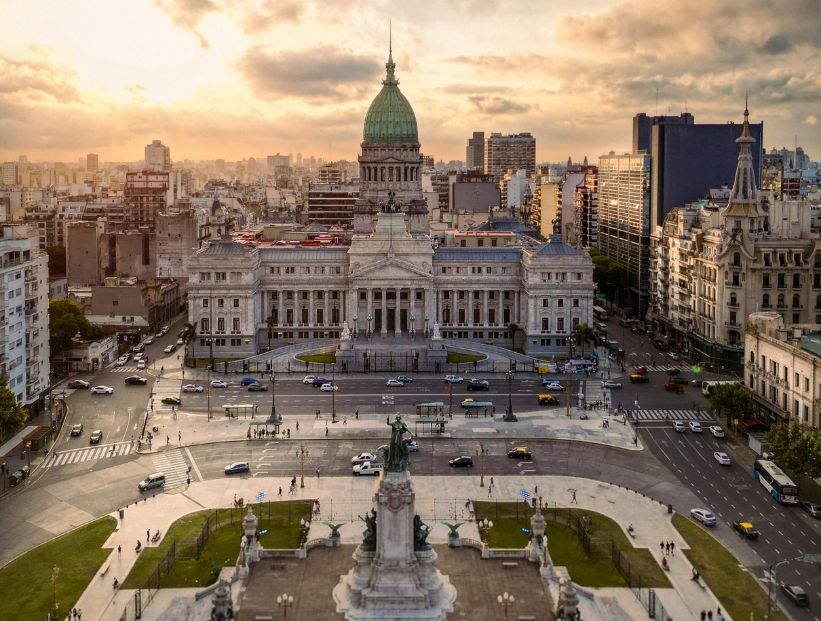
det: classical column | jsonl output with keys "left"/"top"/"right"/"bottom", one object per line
{"left": 324, "top": 289, "right": 330, "bottom": 328}
{"left": 498, "top": 292, "right": 503, "bottom": 327}
{"left": 381, "top": 287, "right": 388, "bottom": 334}
{"left": 308, "top": 290, "right": 314, "bottom": 329}
{"left": 452, "top": 289, "right": 458, "bottom": 326}
{"left": 367, "top": 288, "right": 373, "bottom": 334}
{"left": 482, "top": 290, "right": 489, "bottom": 327}
{"left": 426, "top": 286, "right": 436, "bottom": 333}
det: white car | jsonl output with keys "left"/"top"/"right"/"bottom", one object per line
{"left": 689, "top": 421, "right": 703, "bottom": 433}
{"left": 709, "top": 425, "right": 725, "bottom": 438}
{"left": 176, "top": 338, "right": 184, "bottom": 346}
{"left": 713, "top": 451, "right": 731, "bottom": 466}
{"left": 91, "top": 385, "right": 114, "bottom": 395}
{"left": 602, "top": 380, "right": 622, "bottom": 389}
{"left": 115, "top": 357, "right": 128, "bottom": 367}
{"left": 352, "top": 452, "right": 378, "bottom": 465}
{"left": 133, "top": 353, "right": 144, "bottom": 361}
{"left": 673, "top": 421, "right": 687, "bottom": 433}
{"left": 302, "top": 375, "right": 318, "bottom": 384}
{"left": 320, "top": 383, "right": 338, "bottom": 392}
{"left": 144, "top": 336, "right": 155, "bottom": 345}
{"left": 210, "top": 380, "right": 228, "bottom": 388}
{"left": 396, "top": 376, "right": 413, "bottom": 384}
{"left": 136, "top": 360, "right": 146, "bottom": 370}
{"left": 182, "top": 384, "right": 204, "bottom": 393}
{"left": 543, "top": 381, "right": 565, "bottom": 391}
{"left": 161, "top": 325, "right": 170, "bottom": 335}
{"left": 386, "top": 378, "right": 405, "bottom": 387}
{"left": 690, "top": 508, "right": 716, "bottom": 526}
{"left": 669, "top": 352, "right": 681, "bottom": 361}
{"left": 163, "top": 345, "right": 174, "bottom": 354}
{"left": 444, "top": 375, "right": 464, "bottom": 384}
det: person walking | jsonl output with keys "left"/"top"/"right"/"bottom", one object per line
{"left": 117, "top": 545, "right": 121, "bottom": 557}
{"left": 296, "top": 421, "right": 300, "bottom": 431}
{"left": 659, "top": 541, "right": 664, "bottom": 555}
{"left": 355, "top": 409, "right": 359, "bottom": 419}
{"left": 700, "top": 611, "right": 706, "bottom": 621}
{"left": 316, "top": 467, "right": 320, "bottom": 478}
{"left": 178, "top": 430, "right": 181, "bottom": 442}
{"left": 571, "top": 490, "right": 577, "bottom": 504}
{"left": 146, "top": 529, "right": 150, "bottom": 542}
{"left": 670, "top": 541, "right": 675, "bottom": 555}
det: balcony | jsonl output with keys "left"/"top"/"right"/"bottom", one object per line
{"left": 724, "top": 321, "right": 740, "bottom": 328}
{"left": 724, "top": 281, "right": 742, "bottom": 289}
{"left": 727, "top": 300, "right": 739, "bottom": 308}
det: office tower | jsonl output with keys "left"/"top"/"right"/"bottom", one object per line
{"left": 484, "top": 133, "right": 536, "bottom": 177}
{"left": 318, "top": 163, "right": 343, "bottom": 184}
{"left": 465, "top": 131, "right": 485, "bottom": 171}
{"left": 597, "top": 151, "right": 652, "bottom": 316}
{"left": 86, "top": 153, "right": 99, "bottom": 172}
{"left": 304, "top": 183, "right": 358, "bottom": 226}
{"left": 145, "top": 140, "right": 172, "bottom": 172}
{"left": 1, "top": 162, "right": 19, "bottom": 186}
{"left": 124, "top": 171, "right": 170, "bottom": 228}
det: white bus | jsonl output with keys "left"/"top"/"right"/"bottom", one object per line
{"left": 701, "top": 380, "right": 739, "bottom": 396}
{"left": 753, "top": 459, "right": 799, "bottom": 505}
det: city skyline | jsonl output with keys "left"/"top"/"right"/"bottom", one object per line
{"left": 0, "top": 0, "right": 818, "bottom": 163}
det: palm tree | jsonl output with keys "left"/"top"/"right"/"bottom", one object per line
{"left": 180, "top": 322, "right": 197, "bottom": 366}
{"left": 572, "top": 323, "right": 597, "bottom": 357}
{"left": 265, "top": 314, "right": 276, "bottom": 349}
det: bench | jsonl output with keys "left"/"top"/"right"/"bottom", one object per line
{"left": 99, "top": 563, "right": 110, "bottom": 578}
{"left": 518, "top": 616, "right": 537, "bottom": 621}
{"left": 502, "top": 562, "right": 518, "bottom": 568}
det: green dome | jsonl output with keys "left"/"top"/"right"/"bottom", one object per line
{"left": 363, "top": 53, "right": 418, "bottom": 146}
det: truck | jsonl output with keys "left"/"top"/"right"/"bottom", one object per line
{"left": 352, "top": 461, "right": 383, "bottom": 476}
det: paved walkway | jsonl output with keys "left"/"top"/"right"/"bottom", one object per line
{"left": 76, "top": 474, "right": 727, "bottom": 621}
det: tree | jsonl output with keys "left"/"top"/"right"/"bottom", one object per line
{"left": 46, "top": 246, "right": 66, "bottom": 278}
{"left": 180, "top": 322, "right": 197, "bottom": 363}
{"left": 708, "top": 383, "right": 755, "bottom": 427}
{"left": 766, "top": 421, "right": 821, "bottom": 479}
{"left": 265, "top": 314, "right": 276, "bottom": 349}
{"left": 0, "top": 376, "right": 27, "bottom": 442}
{"left": 572, "top": 323, "right": 597, "bottom": 357}
{"left": 506, "top": 323, "right": 524, "bottom": 352}
{"left": 49, "top": 299, "right": 105, "bottom": 361}
{"left": 589, "top": 248, "right": 629, "bottom": 307}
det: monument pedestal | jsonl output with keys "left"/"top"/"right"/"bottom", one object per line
{"left": 334, "top": 470, "right": 456, "bottom": 620}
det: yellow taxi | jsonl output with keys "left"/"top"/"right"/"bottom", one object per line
{"left": 537, "top": 394, "right": 559, "bottom": 405}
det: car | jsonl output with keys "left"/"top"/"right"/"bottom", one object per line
{"left": 538, "top": 394, "right": 559, "bottom": 406}
{"left": 507, "top": 447, "right": 532, "bottom": 459}
{"left": 732, "top": 521, "right": 760, "bottom": 539}
{"left": 467, "top": 379, "right": 490, "bottom": 391}
{"left": 542, "top": 381, "right": 565, "bottom": 391}
{"left": 124, "top": 375, "right": 148, "bottom": 385}
{"left": 385, "top": 378, "right": 405, "bottom": 387}
{"left": 780, "top": 583, "right": 809, "bottom": 607}
{"left": 144, "top": 336, "right": 155, "bottom": 345}
{"left": 799, "top": 500, "right": 821, "bottom": 518}
{"left": 163, "top": 345, "right": 175, "bottom": 354}
{"left": 133, "top": 352, "right": 144, "bottom": 361}
{"left": 407, "top": 440, "right": 419, "bottom": 452}
{"left": 709, "top": 425, "right": 725, "bottom": 438}
{"left": 248, "top": 383, "right": 268, "bottom": 391}
{"left": 70, "top": 423, "right": 83, "bottom": 436}
{"left": 664, "top": 380, "right": 684, "bottom": 393}
{"left": 631, "top": 326, "right": 643, "bottom": 335}
{"left": 241, "top": 377, "right": 259, "bottom": 386}
{"left": 352, "top": 452, "right": 379, "bottom": 465}
{"left": 353, "top": 461, "right": 383, "bottom": 476}
{"left": 673, "top": 421, "right": 687, "bottom": 433}
{"left": 629, "top": 374, "right": 649, "bottom": 384}
{"left": 670, "top": 376, "right": 688, "bottom": 385}
{"left": 602, "top": 380, "right": 622, "bottom": 389}
{"left": 136, "top": 360, "right": 146, "bottom": 370}
{"left": 396, "top": 376, "right": 413, "bottom": 384}
{"left": 8, "top": 470, "right": 24, "bottom": 487}
{"left": 161, "top": 325, "right": 170, "bottom": 334}
{"left": 115, "top": 357, "right": 128, "bottom": 367}
{"left": 67, "top": 379, "right": 90, "bottom": 389}
{"left": 89, "top": 429, "right": 103, "bottom": 444}
{"left": 312, "top": 377, "right": 331, "bottom": 387}
{"left": 161, "top": 395, "right": 181, "bottom": 405}
{"left": 669, "top": 352, "right": 680, "bottom": 361}
{"left": 176, "top": 338, "right": 184, "bottom": 346}
{"left": 302, "top": 375, "right": 318, "bottom": 384}
{"left": 689, "top": 421, "right": 703, "bottom": 433}
{"left": 666, "top": 367, "right": 681, "bottom": 376}
{"left": 320, "top": 383, "right": 338, "bottom": 392}
{"left": 690, "top": 508, "right": 716, "bottom": 526}
{"left": 635, "top": 365, "right": 648, "bottom": 375}
{"left": 449, "top": 455, "right": 473, "bottom": 468}
{"left": 444, "top": 375, "right": 464, "bottom": 384}
{"left": 224, "top": 462, "right": 250, "bottom": 475}
{"left": 182, "top": 384, "right": 205, "bottom": 393}
{"left": 91, "top": 385, "right": 114, "bottom": 395}
{"left": 713, "top": 451, "right": 731, "bottom": 465}
{"left": 155, "top": 331, "right": 163, "bottom": 339}
{"left": 133, "top": 343, "right": 145, "bottom": 354}
{"left": 210, "top": 379, "right": 228, "bottom": 388}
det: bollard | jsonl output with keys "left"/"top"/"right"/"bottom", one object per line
{"left": 667, "top": 503, "right": 673, "bottom": 514}
{"left": 119, "top": 508, "right": 124, "bottom": 519}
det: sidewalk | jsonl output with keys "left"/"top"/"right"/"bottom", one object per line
{"left": 75, "top": 474, "right": 728, "bottom": 621}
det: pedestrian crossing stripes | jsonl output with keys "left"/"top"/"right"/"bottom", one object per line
{"left": 45, "top": 442, "right": 135, "bottom": 468}
{"left": 110, "top": 366, "right": 149, "bottom": 373}
{"left": 151, "top": 449, "right": 190, "bottom": 488}
{"left": 634, "top": 409, "right": 709, "bottom": 422}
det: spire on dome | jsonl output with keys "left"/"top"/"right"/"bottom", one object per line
{"left": 384, "top": 22, "right": 397, "bottom": 85}
{"left": 725, "top": 100, "right": 760, "bottom": 217}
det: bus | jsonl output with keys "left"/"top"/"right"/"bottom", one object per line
{"left": 593, "top": 306, "right": 609, "bottom": 321}
{"left": 753, "top": 459, "right": 799, "bottom": 504}
{"left": 701, "top": 380, "right": 740, "bottom": 396}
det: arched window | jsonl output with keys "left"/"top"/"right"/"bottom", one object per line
{"left": 762, "top": 293, "right": 769, "bottom": 307}
{"left": 793, "top": 294, "right": 800, "bottom": 308}
{"left": 733, "top": 252, "right": 740, "bottom": 266}
{"left": 777, "top": 293, "right": 785, "bottom": 307}
{"left": 730, "top": 293, "right": 737, "bottom": 306}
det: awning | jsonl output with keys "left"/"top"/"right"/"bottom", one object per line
{"left": 742, "top": 418, "right": 766, "bottom": 430}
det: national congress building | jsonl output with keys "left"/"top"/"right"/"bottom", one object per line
{"left": 186, "top": 49, "right": 594, "bottom": 359}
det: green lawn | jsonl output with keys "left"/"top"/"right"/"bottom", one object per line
{"left": 473, "top": 502, "right": 668, "bottom": 588}
{"left": 296, "top": 353, "right": 337, "bottom": 364}
{"left": 0, "top": 516, "right": 117, "bottom": 620}
{"left": 123, "top": 501, "right": 312, "bottom": 589}
{"left": 673, "top": 514, "right": 788, "bottom": 621}
{"left": 447, "top": 352, "right": 486, "bottom": 363}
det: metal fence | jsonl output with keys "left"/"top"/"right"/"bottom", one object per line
{"left": 208, "top": 357, "right": 526, "bottom": 376}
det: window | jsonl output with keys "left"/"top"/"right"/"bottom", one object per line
{"left": 762, "top": 293, "right": 770, "bottom": 307}
{"left": 200, "top": 319, "right": 209, "bottom": 332}
{"left": 542, "top": 299, "right": 549, "bottom": 307}
{"left": 794, "top": 253, "right": 802, "bottom": 266}
{"left": 270, "top": 292, "right": 278, "bottom": 300}
{"left": 232, "top": 318, "right": 240, "bottom": 332}
{"left": 573, "top": 298, "right": 579, "bottom": 307}
{"left": 557, "top": 299, "right": 564, "bottom": 308}
{"left": 793, "top": 274, "right": 801, "bottom": 288}
{"left": 233, "top": 298, "right": 240, "bottom": 308}
{"left": 215, "top": 272, "right": 226, "bottom": 282}
{"left": 199, "top": 272, "right": 211, "bottom": 281}
{"left": 572, "top": 317, "right": 580, "bottom": 328}
{"left": 218, "top": 298, "right": 224, "bottom": 308}
{"left": 541, "top": 318, "right": 549, "bottom": 331}
{"left": 763, "top": 274, "right": 770, "bottom": 288}
{"left": 778, "top": 274, "right": 785, "bottom": 288}
{"left": 557, "top": 318, "right": 565, "bottom": 332}
{"left": 792, "top": 294, "right": 800, "bottom": 308}
{"left": 285, "top": 266, "right": 295, "bottom": 274}
{"left": 217, "top": 318, "right": 225, "bottom": 332}
{"left": 202, "top": 299, "right": 209, "bottom": 307}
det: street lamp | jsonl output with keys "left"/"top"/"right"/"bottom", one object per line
{"left": 277, "top": 592, "right": 294, "bottom": 619}
{"left": 352, "top": 313, "right": 358, "bottom": 338}
{"left": 296, "top": 444, "right": 309, "bottom": 488}
{"left": 479, "top": 518, "right": 493, "bottom": 537}
{"left": 367, "top": 313, "right": 372, "bottom": 338}
{"left": 410, "top": 313, "right": 416, "bottom": 339}
{"left": 768, "top": 554, "right": 821, "bottom": 619}
{"left": 497, "top": 591, "right": 515, "bottom": 620}
{"left": 503, "top": 371, "right": 516, "bottom": 421}
{"left": 331, "top": 366, "right": 337, "bottom": 423}
{"left": 448, "top": 379, "right": 454, "bottom": 419}
{"left": 424, "top": 313, "right": 429, "bottom": 338}
{"left": 207, "top": 360, "right": 212, "bottom": 421}
{"left": 477, "top": 443, "right": 487, "bottom": 487}
{"left": 270, "top": 371, "right": 281, "bottom": 424}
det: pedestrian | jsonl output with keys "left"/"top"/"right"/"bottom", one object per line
{"left": 316, "top": 409, "right": 320, "bottom": 419}
{"left": 296, "top": 421, "right": 300, "bottom": 431}
{"left": 355, "top": 409, "right": 359, "bottom": 419}
{"left": 166, "top": 435, "right": 169, "bottom": 445}
{"left": 178, "top": 430, "right": 181, "bottom": 442}
{"left": 490, "top": 477, "right": 494, "bottom": 487}
{"left": 316, "top": 467, "right": 320, "bottom": 478}
{"left": 488, "top": 484, "right": 492, "bottom": 497}
{"left": 571, "top": 490, "right": 577, "bottom": 504}
{"left": 539, "top": 495, "right": 543, "bottom": 508}
{"left": 253, "top": 429, "right": 257, "bottom": 438}
{"left": 707, "top": 611, "right": 713, "bottom": 620}
{"left": 147, "top": 529, "right": 150, "bottom": 542}
{"left": 343, "top": 417, "right": 347, "bottom": 425}
{"left": 665, "top": 542, "right": 670, "bottom": 555}
{"left": 278, "top": 486, "right": 282, "bottom": 497}
{"left": 659, "top": 541, "right": 664, "bottom": 555}
{"left": 325, "top": 426, "right": 329, "bottom": 437}
{"left": 700, "top": 611, "right": 706, "bottom": 621}
{"left": 78, "top": 609, "right": 82, "bottom": 620}
{"left": 670, "top": 541, "right": 675, "bottom": 555}
{"left": 287, "top": 428, "right": 291, "bottom": 438}
{"left": 117, "top": 544, "right": 121, "bottom": 556}
{"left": 534, "top": 484, "right": 538, "bottom": 495}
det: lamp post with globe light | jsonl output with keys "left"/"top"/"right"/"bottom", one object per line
{"left": 498, "top": 592, "right": 515, "bottom": 620}
{"left": 277, "top": 593, "right": 293, "bottom": 619}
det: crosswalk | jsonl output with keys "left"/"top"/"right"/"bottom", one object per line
{"left": 45, "top": 442, "right": 135, "bottom": 468}
{"left": 109, "top": 366, "right": 149, "bottom": 374}
{"left": 151, "top": 449, "right": 190, "bottom": 488}
{"left": 634, "top": 409, "right": 710, "bottom": 422}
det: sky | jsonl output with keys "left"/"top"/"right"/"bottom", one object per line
{"left": 0, "top": 0, "right": 818, "bottom": 165}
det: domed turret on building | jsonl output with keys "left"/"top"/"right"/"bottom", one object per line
{"left": 362, "top": 50, "right": 419, "bottom": 147}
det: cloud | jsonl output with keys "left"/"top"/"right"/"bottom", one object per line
{"left": 242, "top": 1, "right": 304, "bottom": 33}
{"left": 760, "top": 34, "right": 793, "bottom": 55}
{"left": 153, "top": 0, "right": 218, "bottom": 47}
{"left": 468, "top": 95, "right": 532, "bottom": 115}
{"left": 0, "top": 56, "right": 80, "bottom": 104}
{"left": 445, "top": 53, "right": 547, "bottom": 73}
{"left": 237, "top": 46, "right": 381, "bottom": 100}
{"left": 805, "top": 115, "right": 818, "bottom": 126}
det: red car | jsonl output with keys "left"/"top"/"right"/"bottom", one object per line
{"left": 635, "top": 366, "right": 648, "bottom": 375}
{"left": 664, "top": 380, "right": 684, "bottom": 393}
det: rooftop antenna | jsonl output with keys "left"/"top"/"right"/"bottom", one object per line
{"left": 655, "top": 87, "right": 659, "bottom": 116}
{"left": 389, "top": 19, "right": 392, "bottom": 57}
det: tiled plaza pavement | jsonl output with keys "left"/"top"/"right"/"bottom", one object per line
{"left": 236, "top": 545, "right": 553, "bottom": 621}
